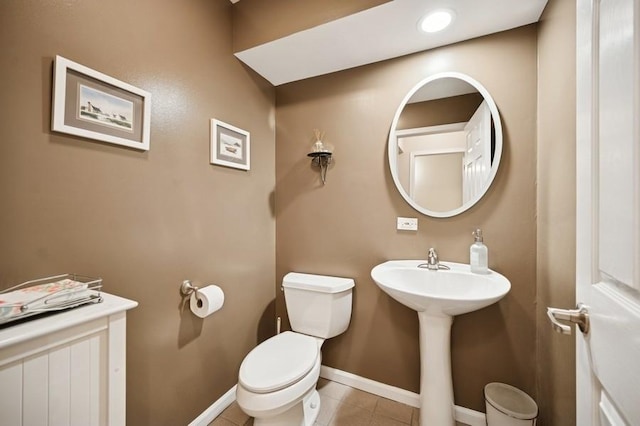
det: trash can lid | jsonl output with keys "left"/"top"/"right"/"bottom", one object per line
{"left": 484, "top": 382, "right": 538, "bottom": 420}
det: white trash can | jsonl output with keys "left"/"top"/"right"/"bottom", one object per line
{"left": 484, "top": 382, "right": 538, "bottom": 426}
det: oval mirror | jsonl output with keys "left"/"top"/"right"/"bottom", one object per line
{"left": 388, "top": 72, "right": 503, "bottom": 218}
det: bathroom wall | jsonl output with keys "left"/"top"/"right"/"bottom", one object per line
{"left": 397, "top": 93, "right": 484, "bottom": 130}
{"left": 0, "top": 1, "right": 275, "bottom": 425}
{"left": 536, "top": 0, "right": 577, "bottom": 424}
{"left": 275, "top": 25, "right": 538, "bottom": 412}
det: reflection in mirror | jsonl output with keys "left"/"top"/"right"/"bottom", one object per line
{"left": 388, "top": 72, "right": 502, "bottom": 218}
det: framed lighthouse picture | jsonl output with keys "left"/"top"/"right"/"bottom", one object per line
{"left": 52, "top": 55, "right": 151, "bottom": 151}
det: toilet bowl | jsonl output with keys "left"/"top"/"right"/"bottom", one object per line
{"left": 236, "top": 272, "right": 354, "bottom": 426}
{"left": 236, "top": 332, "right": 323, "bottom": 425}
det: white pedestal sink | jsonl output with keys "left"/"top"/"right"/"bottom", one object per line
{"left": 371, "top": 260, "right": 510, "bottom": 426}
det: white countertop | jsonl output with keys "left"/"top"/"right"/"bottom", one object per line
{"left": 0, "top": 292, "right": 138, "bottom": 350}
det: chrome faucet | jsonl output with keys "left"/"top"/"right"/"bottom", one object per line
{"left": 419, "top": 248, "right": 450, "bottom": 271}
{"left": 426, "top": 248, "right": 440, "bottom": 270}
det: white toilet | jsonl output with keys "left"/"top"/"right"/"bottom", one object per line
{"left": 236, "top": 272, "right": 355, "bottom": 426}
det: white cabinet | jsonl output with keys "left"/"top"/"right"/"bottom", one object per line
{"left": 0, "top": 293, "right": 137, "bottom": 426}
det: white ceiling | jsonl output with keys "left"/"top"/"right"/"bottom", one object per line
{"left": 234, "top": 0, "right": 548, "bottom": 86}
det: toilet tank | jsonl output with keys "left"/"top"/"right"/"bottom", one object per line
{"left": 282, "top": 272, "right": 354, "bottom": 339}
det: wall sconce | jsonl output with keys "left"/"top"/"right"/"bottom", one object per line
{"left": 307, "top": 129, "right": 333, "bottom": 184}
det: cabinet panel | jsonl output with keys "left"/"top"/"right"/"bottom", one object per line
{"left": 0, "top": 362, "right": 23, "bottom": 425}
{"left": 0, "top": 293, "right": 136, "bottom": 426}
{"left": 49, "top": 345, "right": 71, "bottom": 426}
{"left": 23, "top": 354, "right": 49, "bottom": 426}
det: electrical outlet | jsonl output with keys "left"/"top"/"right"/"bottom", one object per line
{"left": 397, "top": 217, "right": 418, "bottom": 231}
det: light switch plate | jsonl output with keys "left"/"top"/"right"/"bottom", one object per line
{"left": 397, "top": 217, "right": 418, "bottom": 231}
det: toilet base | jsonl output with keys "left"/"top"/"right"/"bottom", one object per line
{"left": 253, "top": 389, "right": 320, "bottom": 426}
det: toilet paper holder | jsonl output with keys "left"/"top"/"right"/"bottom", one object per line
{"left": 180, "top": 280, "right": 199, "bottom": 297}
{"left": 182, "top": 280, "right": 225, "bottom": 318}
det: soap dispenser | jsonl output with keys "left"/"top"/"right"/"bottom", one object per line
{"left": 470, "top": 228, "right": 489, "bottom": 274}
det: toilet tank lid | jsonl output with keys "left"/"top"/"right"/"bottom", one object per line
{"left": 283, "top": 272, "right": 355, "bottom": 293}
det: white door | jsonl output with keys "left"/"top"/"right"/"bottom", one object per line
{"left": 555, "top": 0, "right": 640, "bottom": 425}
{"left": 462, "top": 101, "right": 491, "bottom": 203}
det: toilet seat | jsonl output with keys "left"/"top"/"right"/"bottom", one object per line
{"left": 236, "top": 353, "right": 321, "bottom": 419}
{"left": 239, "top": 331, "right": 319, "bottom": 394}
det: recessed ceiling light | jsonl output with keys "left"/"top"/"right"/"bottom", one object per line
{"left": 420, "top": 9, "right": 454, "bottom": 33}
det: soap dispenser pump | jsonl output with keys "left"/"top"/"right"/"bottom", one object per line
{"left": 470, "top": 228, "right": 489, "bottom": 274}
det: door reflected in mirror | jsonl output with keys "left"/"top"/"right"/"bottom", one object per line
{"left": 389, "top": 72, "right": 503, "bottom": 218}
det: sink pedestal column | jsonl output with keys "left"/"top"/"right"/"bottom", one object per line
{"left": 417, "top": 312, "right": 455, "bottom": 426}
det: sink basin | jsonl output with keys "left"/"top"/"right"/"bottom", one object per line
{"left": 371, "top": 260, "right": 510, "bottom": 316}
{"left": 370, "top": 259, "right": 511, "bottom": 426}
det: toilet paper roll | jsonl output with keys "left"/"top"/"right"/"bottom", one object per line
{"left": 190, "top": 285, "right": 224, "bottom": 318}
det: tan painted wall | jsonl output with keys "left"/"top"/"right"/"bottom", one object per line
{"left": 536, "top": 0, "right": 577, "bottom": 424}
{"left": 0, "top": 1, "right": 275, "bottom": 424}
{"left": 275, "top": 25, "right": 538, "bottom": 411}
{"left": 398, "top": 93, "right": 484, "bottom": 130}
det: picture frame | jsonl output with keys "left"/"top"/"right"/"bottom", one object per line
{"left": 210, "top": 119, "right": 250, "bottom": 171}
{"left": 51, "top": 55, "right": 151, "bottom": 151}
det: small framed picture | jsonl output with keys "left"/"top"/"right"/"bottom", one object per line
{"left": 210, "top": 119, "right": 250, "bottom": 171}
{"left": 51, "top": 55, "right": 151, "bottom": 151}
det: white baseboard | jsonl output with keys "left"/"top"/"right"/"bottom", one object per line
{"left": 190, "top": 367, "right": 487, "bottom": 426}
{"left": 189, "top": 385, "right": 237, "bottom": 426}
{"left": 454, "top": 405, "right": 487, "bottom": 426}
{"left": 320, "top": 365, "right": 486, "bottom": 426}
{"left": 320, "top": 365, "right": 420, "bottom": 408}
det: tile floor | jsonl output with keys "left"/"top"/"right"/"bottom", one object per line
{"left": 209, "top": 379, "right": 466, "bottom": 426}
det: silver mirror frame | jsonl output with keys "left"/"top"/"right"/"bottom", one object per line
{"left": 388, "top": 71, "right": 503, "bottom": 218}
